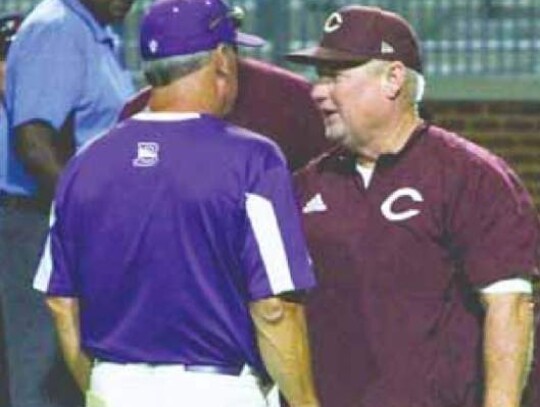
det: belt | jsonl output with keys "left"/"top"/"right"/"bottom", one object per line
{"left": 94, "top": 360, "right": 251, "bottom": 377}
{"left": 0, "top": 193, "right": 49, "bottom": 212}
{"left": 184, "top": 365, "right": 245, "bottom": 376}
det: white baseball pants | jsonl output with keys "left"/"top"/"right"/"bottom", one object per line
{"left": 86, "top": 361, "right": 270, "bottom": 407}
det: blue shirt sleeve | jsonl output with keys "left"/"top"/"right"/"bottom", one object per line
{"left": 7, "top": 20, "right": 84, "bottom": 130}
{"left": 242, "top": 147, "right": 316, "bottom": 300}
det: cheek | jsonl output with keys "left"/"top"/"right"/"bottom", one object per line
{"left": 332, "top": 87, "right": 360, "bottom": 123}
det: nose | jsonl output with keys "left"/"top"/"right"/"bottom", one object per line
{"left": 311, "top": 78, "right": 333, "bottom": 107}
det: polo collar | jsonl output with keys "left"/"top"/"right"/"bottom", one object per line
{"left": 376, "top": 121, "right": 430, "bottom": 164}
{"left": 319, "top": 122, "right": 431, "bottom": 174}
{"left": 61, "top": 0, "right": 116, "bottom": 44}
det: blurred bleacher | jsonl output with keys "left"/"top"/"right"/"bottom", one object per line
{"left": 1, "top": 0, "right": 538, "bottom": 79}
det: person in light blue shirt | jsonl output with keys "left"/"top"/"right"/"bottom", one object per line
{"left": 0, "top": 0, "right": 136, "bottom": 406}
{"left": 0, "top": 13, "right": 23, "bottom": 407}
{"left": 0, "top": 13, "right": 22, "bottom": 194}
{"left": 4, "top": 0, "right": 135, "bottom": 197}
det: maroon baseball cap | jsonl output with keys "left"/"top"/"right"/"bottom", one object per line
{"left": 286, "top": 6, "right": 423, "bottom": 73}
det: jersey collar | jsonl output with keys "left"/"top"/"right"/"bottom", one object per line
{"left": 131, "top": 112, "right": 201, "bottom": 122}
{"left": 318, "top": 122, "right": 431, "bottom": 174}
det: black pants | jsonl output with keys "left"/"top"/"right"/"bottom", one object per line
{"left": 0, "top": 301, "right": 11, "bottom": 406}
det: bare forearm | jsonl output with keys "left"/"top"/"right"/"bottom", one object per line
{"left": 250, "top": 298, "right": 319, "bottom": 407}
{"left": 482, "top": 293, "right": 534, "bottom": 407}
{"left": 46, "top": 297, "right": 91, "bottom": 392}
{"left": 15, "top": 121, "right": 70, "bottom": 201}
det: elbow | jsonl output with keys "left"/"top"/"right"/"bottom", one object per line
{"left": 251, "top": 297, "right": 287, "bottom": 324}
{"left": 481, "top": 292, "right": 535, "bottom": 329}
{"left": 45, "top": 296, "right": 79, "bottom": 320}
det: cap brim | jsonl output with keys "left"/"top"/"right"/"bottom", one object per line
{"left": 286, "top": 46, "right": 370, "bottom": 66}
{"left": 236, "top": 31, "right": 265, "bottom": 48}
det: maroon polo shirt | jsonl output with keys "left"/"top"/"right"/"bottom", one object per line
{"left": 295, "top": 123, "right": 539, "bottom": 407}
{"left": 118, "top": 58, "right": 329, "bottom": 171}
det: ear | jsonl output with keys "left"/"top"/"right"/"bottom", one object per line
{"left": 211, "top": 44, "right": 238, "bottom": 116}
{"left": 213, "top": 44, "right": 237, "bottom": 78}
{"left": 380, "top": 61, "right": 406, "bottom": 100}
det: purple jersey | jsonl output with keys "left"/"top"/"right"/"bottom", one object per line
{"left": 35, "top": 112, "right": 315, "bottom": 374}
{"left": 295, "top": 123, "right": 539, "bottom": 407}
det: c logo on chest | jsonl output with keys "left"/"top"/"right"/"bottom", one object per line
{"left": 380, "top": 188, "right": 424, "bottom": 222}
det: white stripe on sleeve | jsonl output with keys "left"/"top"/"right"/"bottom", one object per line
{"left": 33, "top": 203, "right": 56, "bottom": 292}
{"left": 245, "top": 193, "right": 294, "bottom": 294}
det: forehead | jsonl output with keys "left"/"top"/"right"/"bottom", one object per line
{"left": 315, "top": 59, "right": 376, "bottom": 78}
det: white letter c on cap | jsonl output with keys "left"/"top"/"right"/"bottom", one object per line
{"left": 324, "top": 12, "right": 343, "bottom": 33}
{"left": 381, "top": 188, "right": 424, "bottom": 222}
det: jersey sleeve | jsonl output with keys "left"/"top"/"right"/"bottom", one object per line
{"left": 6, "top": 21, "right": 84, "bottom": 130}
{"left": 448, "top": 157, "right": 540, "bottom": 288}
{"left": 241, "top": 148, "right": 316, "bottom": 300}
{"left": 33, "top": 166, "right": 79, "bottom": 297}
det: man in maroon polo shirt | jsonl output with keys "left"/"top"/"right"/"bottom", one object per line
{"left": 287, "top": 5, "right": 539, "bottom": 407}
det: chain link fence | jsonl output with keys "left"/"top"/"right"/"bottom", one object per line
{"left": 1, "top": 0, "right": 539, "bottom": 77}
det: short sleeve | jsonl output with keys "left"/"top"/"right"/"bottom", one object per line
{"left": 33, "top": 168, "right": 78, "bottom": 296}
{"left": 449, "top": 159, "right": 539, "bottom": 287}
{"left": 241, "top": 150, "right": 316, "bottom": 300}
{"left": 7, "top": 21, "right": 84, "bottom": 130}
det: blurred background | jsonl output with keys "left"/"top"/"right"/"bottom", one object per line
{"left": 0, "top": 0, "right": 539, "bottom": 206}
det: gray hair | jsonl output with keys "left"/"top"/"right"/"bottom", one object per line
{"left": 143, "top": 49, "right": 214, "bottom": 87}
{"left": 405, "top": 68, "right": 425, "bottom": 104}
{"left": 367, "top": 60, "right": 425, "bottom": 107}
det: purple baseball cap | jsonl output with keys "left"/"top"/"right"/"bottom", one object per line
{"left": 140, "top": 0, "right": 265, "bottom": 61}
{"left": 286, "top": 6, "right": 423, "bottom": 73}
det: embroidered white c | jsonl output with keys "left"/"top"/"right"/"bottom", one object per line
{"left": 324, "top": 12, "right": 343, "bottom": 33}
{"left": 380, "top": 188, "right": 424, "bottom": 222}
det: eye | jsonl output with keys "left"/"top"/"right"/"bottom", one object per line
{"left": 335, "top": 72, "right": 347, "bottom": 82}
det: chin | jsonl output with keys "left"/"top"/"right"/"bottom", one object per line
{"left": 325, "top": 127, "right": 345, "bottom": 142}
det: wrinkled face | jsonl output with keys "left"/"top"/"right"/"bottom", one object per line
{"left": 311, "top": 61, "right": 387, "bottom": 151}
{"left": 82, "top": 0, "right": 137, "bottom": 24}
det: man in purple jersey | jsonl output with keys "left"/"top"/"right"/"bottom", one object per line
{"left": 287, "top": 5, "right": 539, "bottom": 407}
{"left": 32, "top": 0, "right": 320, "bottom": 406}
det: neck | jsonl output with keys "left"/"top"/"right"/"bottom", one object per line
{"left": 356, "top": 108, "right": 422, "bottom": 165}
{"left": 148, "top": 68, "right": 225, "bottom": 117}
{"left": 78, "top": 0, "right": 108, "bottom": 26}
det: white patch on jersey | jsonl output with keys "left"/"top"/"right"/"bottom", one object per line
{"left": 133, "top": 142, "right": 160, "bottom": 167}
{"left": 324, "top": 12, "right": 343, "bottom": 33}
{"left": 302, "top": 193, "right": 328, "bottom": 214}
{"left": 380, "top": 187, "right": 424, "bottom": 222}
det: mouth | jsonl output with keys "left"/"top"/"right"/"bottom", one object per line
{"left": 321, "top": 108, "right": 339, "bottom": 122}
